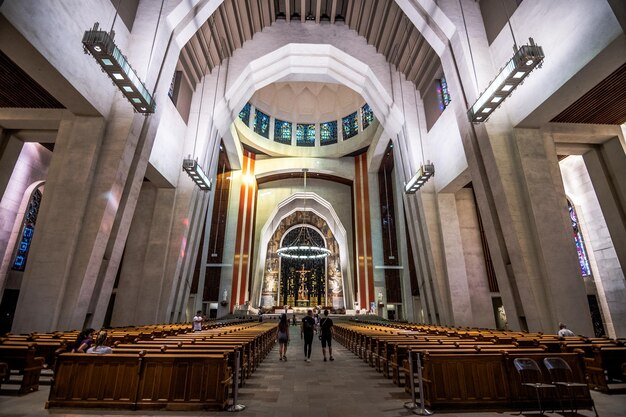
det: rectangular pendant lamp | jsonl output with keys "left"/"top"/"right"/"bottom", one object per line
{"left": 183, "top": 159, "right": 212, "bottom": 191}
{"left": 82, "top": 23, "right": 156, "bottom": 114}
{"left": 468, "top": 38, "right": 544, "bottom": 123}
{"left": 404, "top": 163, "right": 435, "bottom": 194}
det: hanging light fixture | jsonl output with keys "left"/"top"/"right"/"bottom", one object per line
{"left": 404, "top": 163, "right": 435, "bottom": 194}
{"left": 82, "top": 1, "right": 156, "bottom": 115}
{"left": 277, "top": 169, "right": 331, "bottom": 259}
{"left": 463, "top": 0, "right": 544, "bottom": 123}
{"left": 393, "top": 38, "right": 435, "bottom": 195}
{"left": 182, "top": 18, "right": 221, "bottom": 191}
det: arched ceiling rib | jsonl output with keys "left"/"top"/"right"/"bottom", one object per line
{"left": 179, "top": 0, "right": 441, "bottom": 91}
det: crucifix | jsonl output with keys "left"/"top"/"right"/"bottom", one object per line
{"left": 297, "top": 264, "right": 311, "bottom": 301}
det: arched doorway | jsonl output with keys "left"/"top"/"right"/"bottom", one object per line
{"left": 279, "top": 226, "right": 326, "bottom": 308}
{"left": 259, "top": 209, "right": 346, "bottom": 310}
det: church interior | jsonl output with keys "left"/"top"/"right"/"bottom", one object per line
{"left": 0, "top": 0, "right": 625, "bottom": 415}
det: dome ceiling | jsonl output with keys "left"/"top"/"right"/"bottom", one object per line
{"left": 250, "top": 82, "right": 365, "bottom": 124}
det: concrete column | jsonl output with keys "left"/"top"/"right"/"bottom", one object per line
{"left": 561, "top": 155, "right": 626, "bottom": 338}
{"left": 583, "top": 138, "right": 626, "bottom": 338}
{"left": 0, "top": 142, "right": 52, "bottom": 295}
{"left": 0, "top": 133, "right": 25, "bottom": 286}
{"left": 514, "top": 128, "right": 593, "bottom": 335}
{"left": 584, "top": 138, "right": 626, "bottom": 279}
{"left": 137, "top": 187, "right": 176, "bottom": 324}
{"left": 0, "top": 130, "right": 23, "bottom": 200}
{"left": 456, "top": 188, "right": 495, "bottom": 329}
{"left": 110, "top": 182, "right": 157, "bottom": 326}
{"left": 437, "top": 193, "right": 472, "bottom": 326}
{"left": 11, "top": 115, "right": 105, "bottom": 333}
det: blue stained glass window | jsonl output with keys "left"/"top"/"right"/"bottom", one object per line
{"left": 342, "top": 111, "right": 359, "bottom": 140}
{"left": 239, "top": 102, "right": 251, "bottom": 125}
{"left": 274, "top": 120, "right": 292, "bottom": 145}
{"left": 361, "top": 103, "right": 374, "bottom": 129}
{"left": 320, "top": 121, "right": 338, "bottom": 145}
{"left": 436, "top": 77, "right": 451, "bottom": 111}
{"left": 253, "top": 109, "right": 270, "bottom": 138}
{"left": 296, "top": 124, "right": 315, "bottom": 147}
{"left": 568, "top": 201, "right": 592, "bottom": 277}
{"left": 12, "top": 188, "right": 42, "bottom": 271}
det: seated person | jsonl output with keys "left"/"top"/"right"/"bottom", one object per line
{"left": 87, "top": 330, "right": 113, "bottom": 354}
{"left": 72, "top": 328, "right": 95, "bottom": 353}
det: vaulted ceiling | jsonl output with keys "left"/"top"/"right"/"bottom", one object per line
{"left": 179, "top": 0, "right": 441, "bottom": 92}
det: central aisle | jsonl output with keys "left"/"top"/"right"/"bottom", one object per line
{"left": 218, "top": 324, "right": 412, "bottom": 417}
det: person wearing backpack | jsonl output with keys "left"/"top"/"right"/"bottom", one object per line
{"left": 301, "top": 309, "right": 316, "bottom": 362}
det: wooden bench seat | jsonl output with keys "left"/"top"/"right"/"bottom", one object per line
{"left": 0, "top": 340, "right": 67, "bottom": 368}
{"left": 47, "top": 352, "right": 231, "bottom": 410}
{"left": 584, "top": 346, "right": 626, "bottom": 393}
{"left": 0, "top": 344, "right": 45, "bottom": 395}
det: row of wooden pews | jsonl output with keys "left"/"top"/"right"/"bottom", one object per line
{"left": 45, "top": 320, "right": 277, "bottom": 410}
{"left": 335, "top": 320, "right": 625, "bottom": 410}
{"left": 0, "top": 321, "right": 223, "bottom": 395}
{"left": 0, "top": 317, "right": 273, "bottom": 406}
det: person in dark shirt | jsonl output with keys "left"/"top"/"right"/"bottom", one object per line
{"left": 319, "top": 309, "right": 334, "bottom": 361}
{"left": 72, "top": 328, "right": 95, "bottom": 353}
{"left": 301, "top": 309, "right": 316, "bottom": 362}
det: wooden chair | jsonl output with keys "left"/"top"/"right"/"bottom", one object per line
{"left": 513, "top": 358, "right": 556, "bottom": 415}
{"left": 543, "top": 357, "right": 598, "bottom": 417}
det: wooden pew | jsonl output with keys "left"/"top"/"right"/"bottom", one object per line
{"left": 47, "top": 352, "right": 231, "bottom": 410}
{"left": 0, "top": 340, "right": 67, "bottom": 368}
{"left": 0, "top": 345, "right": 45, "bottom": 395}
{"left": 584, "top": 346, "right": 626, "bottom": 393}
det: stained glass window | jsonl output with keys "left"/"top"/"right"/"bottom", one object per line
{"left": 296, "top": 123, "right": 315, "bottom": 147}
{"left": 361, "top": 103, "right": 374, "bottom": 129}
{"left": 436, "top": 77, "right": 451, "bottom": 111}
{"left": 274, "top": 119, "right": 292, "bottom": 145}
{"left": 320, "top": 121, "right": 337, "bottom": 145}
{"left": 342, "top": 111, "right": 359, "bottom": 140}
{"left": 239, "top": 102, "right": 251, "bottom": 125}
{"left": 568, "top": 201, "right": 592, "bottom": 277}
{"left": 253, "top": 109, "right": 270, "bottom": 138}
{"left": 12, "top": 188, "right": 42, "bottom": 271}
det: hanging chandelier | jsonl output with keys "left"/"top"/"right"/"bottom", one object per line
{"left": 277, "top": 169, "right": 331, "bottom": 259}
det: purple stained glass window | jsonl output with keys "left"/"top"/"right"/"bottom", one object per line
{"left": 568, "top": 201, "right": 591, "bottom": 277}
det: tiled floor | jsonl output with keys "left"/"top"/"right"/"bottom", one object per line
{"left": 1, "top": 326, "right": 625, "bottom": 417}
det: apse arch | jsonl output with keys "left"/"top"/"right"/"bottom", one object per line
{"left": 252, "top": 191, "right": 353, "bottom": 309}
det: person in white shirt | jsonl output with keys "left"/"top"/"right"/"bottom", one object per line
{"left": 558, "top": 323, "right": 575, "bottom": 337}
{"left": 193, "top": 310, "right": 204, "bottom": 331}
{"left": 86, "top": 330, "right": 113, "bottom": 354}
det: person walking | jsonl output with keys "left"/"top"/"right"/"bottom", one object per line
{"left": 301, "top": 309, "right": 316, "bottom": 362}
{"left": 277, "top": 313, "right": 290, "bottom": 361}
{"left": 319, "top": 309, "right": 334, "bottom": 362}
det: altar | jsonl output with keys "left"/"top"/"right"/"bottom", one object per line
{"left": 296, "top": 300, "right": 310, "bottom": 307}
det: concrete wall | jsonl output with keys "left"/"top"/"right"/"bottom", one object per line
{"left": 560, "top": 154, "right": 626, "bottom": 339}
{"left": 0, "top": 142, "right": 51, "bottom": 293}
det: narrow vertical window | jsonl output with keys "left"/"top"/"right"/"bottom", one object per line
{"left": 320, "top": 121, "right": 337, "bottom": 145}
{"left": 239, "top": 102, "right": 251, "bottom": 125}
{"left": 253, "top": 109, "right": 270, "bottom": 138}
{"left": 12, "top": 188, "right": 42, "bottom": 271}
{"left": 568, "top": 201, "right": 591, "bottom": 277}
{"left": 361, "top": 103, "right": 374, "bottom": 129}
{"left": 342, "top": 112, "right": 358, "bottom": 139}
{"left": 436, "top": 77, "right": 451, "bottom": 111}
